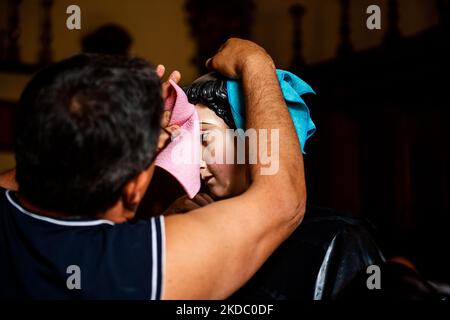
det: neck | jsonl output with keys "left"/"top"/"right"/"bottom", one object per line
{"left": 15, "top": 193, "right": 130, "bottom": 223}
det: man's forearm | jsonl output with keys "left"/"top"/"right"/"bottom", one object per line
{"left": 242, "top": 60, "right": 306, "bottom": 221}
{"left": 206, "top": 38, "right": 306, "bottom": 215}
{"left": 161, "top": 39, "right": 308, "bottom": 300}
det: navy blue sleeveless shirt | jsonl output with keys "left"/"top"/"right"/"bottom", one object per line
{"left": 0, "top": 187, "right": 165, "bottom": 300}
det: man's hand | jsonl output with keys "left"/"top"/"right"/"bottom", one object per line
{"left": 164, "top": 193, "right": 215, "bottom": 215}
{"left": 155, "top": 64, "right": 182, "bottom": 153}
{"left": 205, "top": 38, "right": 275, "bottom": 79}
{"left": 155, "top": 64, "right": 181, "bottom": 103}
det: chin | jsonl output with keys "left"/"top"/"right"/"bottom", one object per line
{"left": 208, "top": 185, "right": 232, "bottom": 200}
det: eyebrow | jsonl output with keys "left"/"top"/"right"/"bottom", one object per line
{"left": 200, "top": 121, "right": 216, "bottom": 125}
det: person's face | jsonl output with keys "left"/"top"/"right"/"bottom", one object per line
{"left": 195, "top": 103, "right": 248, "bottom": 199}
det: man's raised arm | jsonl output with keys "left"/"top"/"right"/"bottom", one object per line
{"left": 0, "top": 169, "right": 17, "bottom": 191}
{"left": 162, "top": 39, "right": 306, "bottom": 299}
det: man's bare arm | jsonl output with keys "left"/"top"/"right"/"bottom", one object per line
{"left": 0, "top": 169, "right": 17, "bottom": 191}
{"left": 162, "top": 39, "right": 306, "bottom": 299}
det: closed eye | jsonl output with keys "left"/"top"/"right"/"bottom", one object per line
{"left": 201, "top": 131, "right": 211, "bottom": 145}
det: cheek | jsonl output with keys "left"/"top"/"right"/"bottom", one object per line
{"left": 206, "top": 163, "right": 236, "bottom": 198}
{"left": 203, "top": 130, "right": 241, "bottom": 197}
{"left": 208, "top": 163, "right": 234, "bottom": 187}
{"left": 202, "top": 131, "right": 230, "bottom": 177}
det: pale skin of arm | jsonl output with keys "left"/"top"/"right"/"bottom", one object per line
{"left": 163, "top": 39, "right": 306, "bottom": 299}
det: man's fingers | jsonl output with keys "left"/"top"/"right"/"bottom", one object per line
{"left": 192, "top": 194, "right": 210, "bottom": 207}
{"left": 205, "top": 53, "right": 238, "bottom": 78}
{"left": 205, "top": 56, "right": 219, "bottom": 71}
{"left": 205, "top": 40, "right": 230, "bottom": 71}
{"left": 192, "top": 193, "right": 215, "bottom": 207}
{"left": 164, "top": 196, "right": 201, "bottom": 215}
{"left": 177, "top": 200, "right": 200, "bottom": 213}
{"left": 169, "top": 70, "right": 181, "bottom": 83}
{"left": 161, "top": 70, "right": 181, "bottom": 100}
{"left": 196, "top": 193, "right": 215, "bottom": 205}
{"left": 205, "top": 38, "right": 272, "bottom": 79}
{"left": 160, "top": 110, "right": 171, "bottom": 128}
{"left": 165, "top": 192, "right": 214, "bottom": 215}
{"left": 201, "top": 193, "right": 215, "bottom": 204}
{"left": 156, "top": 64, "right": 165, "bottom": 78}
{"left": 161, "top": 81, "right": 171, "bottom": 100}
{"left": 205, "top": 58, "right": 212, "bottom": 70}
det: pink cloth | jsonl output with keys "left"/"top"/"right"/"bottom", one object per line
{"left": 155, "top": 80, "right": 201, "bottom": 198}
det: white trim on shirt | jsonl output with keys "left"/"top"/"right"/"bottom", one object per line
{"left": 150, "top": 217, "right": 158, "bottom": 300}
{"left": 160, "top": 215, "right": 166, "bottom": 300}
{"left": 5, "top": 190, "right": 115, "bottom": 226}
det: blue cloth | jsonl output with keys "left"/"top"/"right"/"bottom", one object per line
{"left": 227, "top": 69, "right": 316, "bottom": 153}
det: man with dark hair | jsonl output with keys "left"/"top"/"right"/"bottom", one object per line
{"left": 14, "top": 54, "right": 162, "bottom": 218}
{"left": 0, "top": 38, "right": 307, "bottom": 299}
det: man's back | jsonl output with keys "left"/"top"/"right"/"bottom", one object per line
{"left": 0, "top": 187, "right": 165, "bottom": 299}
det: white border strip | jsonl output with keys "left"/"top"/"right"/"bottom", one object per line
{"left": 5, "top": 190, "right": 114, "bottom": 226}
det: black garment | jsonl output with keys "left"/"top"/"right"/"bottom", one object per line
{"left": 230, "top": 205, "right": 385, "bottom": 300}
{"left": 0, "top": 188, "right": 165, "bottom": 300}
{"left": 336, "top": 261, "right": 450, "bottom": 301}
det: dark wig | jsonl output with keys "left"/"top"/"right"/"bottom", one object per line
{"left": 184, "top": 73, "right": 236, "bottom": 129}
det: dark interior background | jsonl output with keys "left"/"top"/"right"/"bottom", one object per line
{"left": 1, "top": 0, "right": 449, "bottom": 283}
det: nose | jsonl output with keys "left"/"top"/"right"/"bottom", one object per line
{"left": 200, "top": 158, "right": 207, "bottom": 170}
{"left": 200, "top": 157, "right": 211, "bottom": 181}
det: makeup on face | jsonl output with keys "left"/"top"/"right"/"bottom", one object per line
{"left": 196, "top": 104, "right": 249, "bottom": 199}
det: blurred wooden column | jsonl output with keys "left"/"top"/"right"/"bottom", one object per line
{"left": 383, "top": 0, "right": 402, "bottom": 47}
{"left": 437, "top": 0, "right": 450, "bottom": 29}
{"left": 337, "top": 0, "right": 354, "bottom": 57}
{"left": 0, "top": 0, "right": 53, "bottom": 71}
{"left": 4, "top": 0, "right": 22, "bottom": 64}
{"left": 289, "top": 4, "right": 306, "bottom": 72}
{"left": 185, "top": 0, "right": 255, "bottom": 75}
{"left": 39, "top": 0, "right": 53, "bottom": 65}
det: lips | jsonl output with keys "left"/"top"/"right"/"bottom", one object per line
{"left": 204, "top": 175, "right": 214, "bottom": 184}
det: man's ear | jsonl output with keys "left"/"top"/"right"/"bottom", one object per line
{"left": 122, "top": 165, "right": 155, "bottom": 214}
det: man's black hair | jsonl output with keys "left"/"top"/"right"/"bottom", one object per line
{"left": 14, "top": 54, "right": 163, "bottom": 216}
{"left": 184, "top": 73, "right": 236, "bottom": 129}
